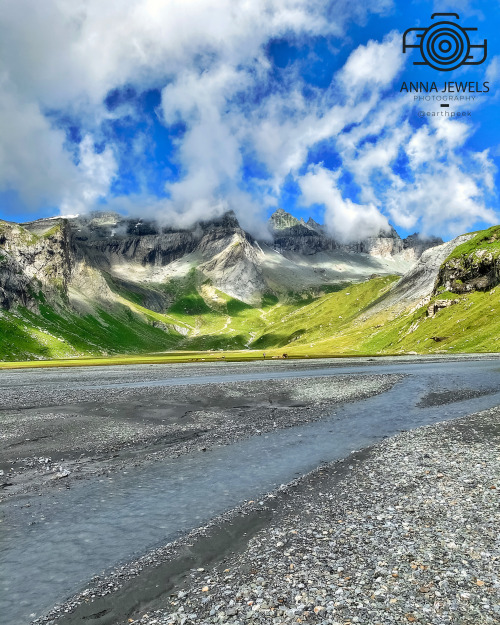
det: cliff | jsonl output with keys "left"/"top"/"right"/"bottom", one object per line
{"left": 435, "top": 226, "right": 500, "bottom": 294}
{"left": 0, "top": 219, "right": 71, "bottom": 310}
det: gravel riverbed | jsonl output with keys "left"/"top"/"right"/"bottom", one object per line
{"left": 131, "top": 406, "right": 499, "bottom": 625}
{"left": 1, "top": 373, "right": 402, "bottom": 499}
{"left": 3, "top": 357, "right": 498, "bottom": 625}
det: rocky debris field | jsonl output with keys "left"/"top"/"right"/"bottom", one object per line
{"left": 0, "top": 370, "right": 402, "bottom": 499}
{"left": 131, "top": 406, "right": 499, "bottom": 625}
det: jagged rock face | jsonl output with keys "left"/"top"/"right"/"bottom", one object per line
{"left": 200, "top": 233, "right": 266, "bottom": 304}
{"left": 65, "top": 211, "right": 266, "bottom": 303}
{"left": 81, "top": 231, "right": 199, "bottom": 268}
{"left": 403, "top": 233, "right": 443, "bottom": 261}
{"left": 436, "top": 250, "right": 500, "bottom": 294}
{"left": 68, "top": 259, "right": 116, "bottom": 307}
{"left": 69, "top": 211, "right": 249, "bottom": 269}
{"left": 272, "top": 224, "right": 337, "bottom": 255}
{"left": 343, "top": 227, "right": 402, "bottom": 256}
{"left": 268, "top": 209, "right": 442, "bottom": 260}
{"left": 0, "top": 219, "right": 72, "bottom": 309}
{"left": 0, "top": 209, "right": 444, "bottom": 313}
{"left": 270, "top": 209, "right": 337, "bottom": 255}
{"left": 0, "top": 211, "right": 269, "bottom": 307}
{"left": 70, "top": 215, "right": 199, "bottom": 268}
{"left": 0, "top": 250, "right": 36, "bottom": 311}
{"left": 269, "top": 208, "right": 301, "bottom": 230}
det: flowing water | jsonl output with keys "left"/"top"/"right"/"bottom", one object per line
{"left": 1, "top": 359, "right": 499, "bottom": 624}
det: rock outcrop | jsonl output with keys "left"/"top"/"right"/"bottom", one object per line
{"left": 0, "top": 219, "right": 72, "bottom": 310}
{"left": 427, "top": 299, "right": 460, "bottom": 318}
{"left": 436, "top": 250, "right": 500, "bottom": 294}
{"left": 0, "top": 248, "right": 36, "bottom": 311}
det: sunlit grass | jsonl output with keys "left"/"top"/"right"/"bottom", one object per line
{"left": 2, "top": 229, "right": 500, "bottom": 366}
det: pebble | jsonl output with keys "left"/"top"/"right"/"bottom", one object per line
{"left": 132, "top": 407, "right": 499, "bottom": 625}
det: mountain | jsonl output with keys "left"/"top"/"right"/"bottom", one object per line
{"left": 1, "top": 208, "right": 440, "bottom": 308}
{"left": 252, "top": 226, "right": 500, "bottom": 355}
{"left": 1, "top": 210, "right": 498, "bottom": 361}
{"left": 268, "top": 208, "right": 442, "bottom": 259}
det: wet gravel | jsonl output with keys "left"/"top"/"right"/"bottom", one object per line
{"left": 129, "top": 407, "right": 500, "bottom": 625}
{"left": 416, "top": 389, "right": 498, "bottom": 408}
{"left": 1, "top": 373, "right": 402, "bottom": 499}
{"left": 3, "top": 356, "right": 499, "bottom": 625}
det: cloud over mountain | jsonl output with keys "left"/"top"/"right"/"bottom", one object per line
{"left": 0, "top": 0, "right": 497, "bottom": 241}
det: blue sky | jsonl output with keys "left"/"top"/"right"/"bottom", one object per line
{"left": 0, "top": 0, "right": 498, "bottom": 241}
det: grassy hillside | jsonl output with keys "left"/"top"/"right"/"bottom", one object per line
{"left": 252, "top": 276, "right": 398, "bottom": 350}
{"left": 2, "top": 223, "right": 500, "bottom": 362}
{"left": 2, "top": 272, "right": 499, "bottom": 361}
{"left": 0, "top": 269, "right": 379, "bottom": 360}
{"left": 259, "top": 230, "right": 500, "bottom": 356}
{"left": 0, "top": 303, "right": 182, "bottom": 361}
{"left": 445, "top": 225, "right": 500, "bottom": 261}
{"left": 274, "top": 286, "right": 500, "bottom": 356}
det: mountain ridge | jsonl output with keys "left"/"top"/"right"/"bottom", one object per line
{"left": 268, "top": 208, "right": 442, "bottom": 260}
{"left": 1, "top": 211, "right": 498, "bottom": 361}
{"left": 5, "top": 209, "right": 440, "bottom": 307}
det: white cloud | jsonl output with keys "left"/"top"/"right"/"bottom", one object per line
{"left": 61, "top": 136, "right": 118, "bottom": 213}
{"left": 0, "top": 0, "right": 395, "bottom": 225}
{"left": 158, "top": 64, "right": 248, "bottom": 224}
{"left": 0, "top": 76, "right": 116, "bottom": 211}
{"left": 299, "top": 165, "right": 389, "bottom": 242}
{"left": 339, "top": 31, "right": 404, "bottom": 95}
{"left": 329, "top": 86, "right": 497, "bottom": 239}
{"left": 486, "top": 56, "right": 500, "bottom": 82}
{"left": 391, "top": 118, "right": 496, "bottom": 237}
{"left": 0, "top": 76, "right": 74, "bottom": 207}
{"left": 0, "top": 0, "right": 496, "bottom": 243}
{"left": 385, "top": 162, "right": 497, "bottom": 237}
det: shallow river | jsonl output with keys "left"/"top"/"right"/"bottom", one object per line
{"left": 1, "top": 358, "right": 500, "bottom": 624}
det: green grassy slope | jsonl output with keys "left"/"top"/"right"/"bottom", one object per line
{"left": 1, "top": 275, "right": 499, "bottom": 361}
{"left": 281, "top": 287, "right": 500, "bottom": 356}
{"left": 251, "top": 276, "right": 398, "bottom": 350}
{"left": 0, "top": 303, "right": 182, "bottom": 361}
{"left": 2, "top": 225, "right": 500, "bottom": 361}
{"left": 445, "top": 225, "right": 500, "bottom": 261}
{"left": 266, "top": 230, "right": 500, "bottom": 356}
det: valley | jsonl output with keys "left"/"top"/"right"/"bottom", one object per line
{"left": 1, "top": 210, "right": 500, "bottom": 362}
{"left": 2, "top": 212, "right": 500, "bottom": 625}
{"left": 2, "top": 6, "right": 499, "bottom": 625}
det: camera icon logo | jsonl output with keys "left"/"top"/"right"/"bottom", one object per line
{"left": 403, "top": 13, "right": 487, "bottom": 71}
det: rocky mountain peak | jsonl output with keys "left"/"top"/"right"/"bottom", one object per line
{"left": 306, "top": 217, "right": 323, "bottom": 233}
{"left": 269, "top": 209, "right": 300, "bottom": 230}
{"left": 266, "top": 209, "right": 443, "bottom": 261}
